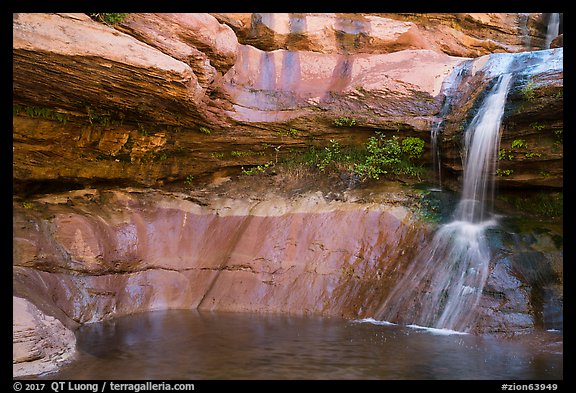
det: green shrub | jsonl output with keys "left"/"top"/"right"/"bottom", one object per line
{"left": 353, "top": 133, "right": 424, "bottom": 180}
{"left": 88, "top": 13, "right": 129, "bottom": 25}
{"left": 401, "top": 137, "right": 425, "bottom": 159}
{"left": 511, "top": 139, "right": 527, "bottom": 149}
{"left": 317, "top": 140, "right": 341, "bottom": 172}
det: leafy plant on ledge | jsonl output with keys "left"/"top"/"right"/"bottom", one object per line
{"left": 88, "top": 13, "right": 129, "bottom": 25}
{"left": 333, "top": 117, "right": 357, "bottom": 127}
{"left": 353, "top": 133, "right": 425, "bottom": 180}
{"left": 241, "top": 161, "right": 274, "bottom": 176}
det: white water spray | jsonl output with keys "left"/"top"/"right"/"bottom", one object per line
{"left": 545, "top": 13, "right": 560, "bottom": 49}
{"left": 375, "top": 72, "right": 513, "bottom": 333}
{"left": 456, "top": 73, "right": 512, "bottom": 223}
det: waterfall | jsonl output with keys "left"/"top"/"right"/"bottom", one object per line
{"left": 430, "top": 62, "right": 471, "bottom": 189}
{"left": 519, "top": 13, "right": 531, "bottom": 49}
{"left": 455, "top": 73, "right": 512, "bottom": 223}
{"left": 375, "top": 72, "right": 513, "bottom": 333}
{"left": 545, "top": 13, "right": 560, "bottom": 49}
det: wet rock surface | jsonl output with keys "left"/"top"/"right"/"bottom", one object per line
{"left": 438, "top": 48, "right": 563, "bottom": 191}
{"left": 12, "top": 176, "right": 562, "bottom": 376}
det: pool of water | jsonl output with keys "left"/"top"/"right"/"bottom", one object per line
{"left": 39, "top": 310, "right": 562, "bottom": 380}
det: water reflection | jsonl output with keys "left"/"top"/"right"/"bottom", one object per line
{"left": 39, "top": 310, "right": 562, "bottom": 380}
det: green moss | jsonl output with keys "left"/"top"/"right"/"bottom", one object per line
{"left": 137, "top": 123, "right": 151, "bottom": 136}
{"left": 14, "top": 105, "right": 70, "bottom": 124}
{"left": 22, "top": 201, "right": 34, "bottom": 209}
{"left": 539, "top": 170, "right": 551, "bottom": 177}
{"left": 211, "top": 152, "right": 225, "bottom": 159}
{"left": 524, "top": 152, "right": 542, "bottom": 158}
{"left": 499, "top": 191, "right": 563, "bottom": 218}
{"left": 414, "top": 189, "right": 443, "bottom": 224}
{"left": 155, "top": 152, "right": 168, "bottom": 161}
{"left": 277, "top": 128, "right": 300, "bottom": 138}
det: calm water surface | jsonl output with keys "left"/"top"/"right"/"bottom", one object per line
{"left": 41, "top": 310, "right": 562, "bottom": 380}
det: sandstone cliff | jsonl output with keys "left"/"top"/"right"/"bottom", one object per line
{"left": 13, "top": 13, "right": 563, "bottom": 193}
{"left": 13, "top": 13, "right": 563, "bottom": 377}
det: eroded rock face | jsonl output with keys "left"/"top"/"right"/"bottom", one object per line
{"left": 13, "top": 13, "right": 206, "bottom": 128}
{"left": 13, "top": 187, "right": 562, "bottom": 333}
{"left": 13, "top": 296, "right": 77, "bottom": 378}
{"left": 13, "top": 188, "right": 430, "bottom": 324}
{"left": 13, "top": 12, "right": 471, "bottom": 191}
{"left": 222, "top": 45, "right": 464, "bottom": 124}
{"left": 211, "top": 13, "right": 553, "bottom": 56}
{"left": 116, "top": 13, "right": 238, "bottom": 90}
{"left": 11, "top": 13, "right": 564, "bottom": 375}
{"left": 12, "top": 13, "right": 563, "bottom": 192}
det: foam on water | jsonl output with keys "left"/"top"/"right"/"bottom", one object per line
{"left": 352, "top": 318, "right": 397, "bottom": 326}
{"left": 352, "top": 318, "right": 468, "bottom": 336}
{"left": 406, "top": 324, "right": 469, "bottom": 336}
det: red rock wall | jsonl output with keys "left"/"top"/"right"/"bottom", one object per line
{"left": 13, "top": 190, "right": 430, "bottom": 325}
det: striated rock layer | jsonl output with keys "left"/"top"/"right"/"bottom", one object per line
{"left": 13, "top": 296, "right": 77, "bottom": 378}
{"left": 12, "top": 13, "right": 563, "bottom": 192}
{"left": 211, "top": 13, "right": 554, "bottom": 56}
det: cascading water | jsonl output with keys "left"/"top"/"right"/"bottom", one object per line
{"left": 430, "top": 62, "right": 471, "bottom": 189}
{"left": 519, "top": 13, "right": 531, "bottom": 49}
{"left": 375, "top": 70, "right": 514, "bottom": 333}
{"left": 456, "top": 73, "right": 512, "bottom": 223}
{"left": 545, "top": 13, "right": 560, "bottom": 49}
